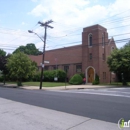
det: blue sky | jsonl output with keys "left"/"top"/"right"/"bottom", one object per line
{"left": 0, "top": 0, "right": 130, "bottom": 53}
{"left": 0, "top": 0, "right": 38, "bottom": 30}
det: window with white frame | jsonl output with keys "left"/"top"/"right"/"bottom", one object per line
{"left": 76, "top": 64, "right": 82, "bottom": 73}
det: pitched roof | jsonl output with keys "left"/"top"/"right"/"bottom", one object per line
{"left": 28, "top": 45, "right": 82, "bottom": 66}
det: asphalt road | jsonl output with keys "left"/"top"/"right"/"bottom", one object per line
{"left": 0, "top": 87, "right": 130, "bottom": 124}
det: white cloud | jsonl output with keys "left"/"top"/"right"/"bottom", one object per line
{"left": 0, "top": 28, "right": 42, "bottom": 53}
{"left": 28, "top": 0, "right": 130, "bottom": 49}
{"left": 2, "top": 0, "right": 130, "bottom": 54}
{"left": 108, "top": 0, "right": 130, "bottom": 16}
{"left": 28, "top": 0, "right": 108, "bottom": 30}
{"left": 28, "top": 4, "right": 49, "bottom": 17}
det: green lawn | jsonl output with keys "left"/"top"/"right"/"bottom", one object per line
{"left": 2, "top": 81, "right": 130, "bottom": 87}
{"left": 22, "top": 82, "right": 69, "bottom": 87}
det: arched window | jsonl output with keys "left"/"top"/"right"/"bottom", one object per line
{"left": 102, "top": 33, "right": 104, "bottom": 47}
{"left": 88, "top": 34, "right": 92, "bottom": 46}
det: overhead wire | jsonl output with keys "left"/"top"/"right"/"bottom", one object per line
{"left": 47, "top": 22, "right": 130, "bottom": 39}
{"left": 0, "top": 9, "right": 130, "bottom": 52}
{"left": 0, "top": 14, "right": 129, "bottom": 40}
{"left": 49, "top": 9, "right": 130, "bottom": 35}
{"left": 1, "top": 37, "right": 130, "bottom": 55}
{"left": 41, "top": 37, "right": 130, "bottom": 51}
{"left": 1, "top": 31, "right": 130, "bottom": 49}
{"left": 0, "top": 8, "right": 129, "bottom": 37}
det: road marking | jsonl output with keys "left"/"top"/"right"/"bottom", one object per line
{"left": 55, "top": 90, "right": 130, "bottom": 98}
{"left": 78, "top": 91, "right": 130, "bottom": 98}
{"left": 110, "top": 88, "right": 130, "bottom": 90}
{"left": 58, "top": 89, "right": 130, "bottom": 94}
{"left": 82, "top": 90, "right": 130, "bottom": 94}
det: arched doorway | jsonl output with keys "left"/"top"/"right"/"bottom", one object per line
{"left": 86, "top": 67, "right": 95, "bottom": 83}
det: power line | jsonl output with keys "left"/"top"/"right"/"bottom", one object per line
{"left": 46, "top": 32, "right": 130, "bottom": 46}
{"left": 0, "top": 15, "right": 129, "bottom": 39}
{"left": 101, "top": 17, "right": 130, "bottom": 25}
{"left": 0, "top": 8, "right": 129, "bottom": 38}
{"left": 1, "top": 37, "right": 130, "bottom": 53}
{"left": 101, "top": 15, "right": 130, "bottom": 23}
{"left": 0, "top": 14, "right": 130, "bottom": 51}
{"left": 35, "top": 41, "right": 130, "bottom": 62}
{"left": 1, "top": 30, "right": 130, "bottom": 48}
{"left": 1, "top": 31, "right": 130, "bottom": 49}
{"left": 47, "top": 24, "right": 130, "bottom": 39}
{"left": 50, "top": 13, "right": 130, "bottom": 35}
{"left": 98, "top": 8, "right": 130, "bottom": 23}
{"left": 43, "top": 37, "right": 130, "bottom": 50}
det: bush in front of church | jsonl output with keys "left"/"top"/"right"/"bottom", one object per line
{"left": 69, "top": 74, "right": 83, "bottom": 85}
{"left": 92, "top": 74, "right": 100, "bottom": 85}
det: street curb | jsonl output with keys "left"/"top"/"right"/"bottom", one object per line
{"left": 0, "top": 83, "right": 129, "bottom": 90}
{"left": 0, "top": 83, "right": 23, "bottom": 89}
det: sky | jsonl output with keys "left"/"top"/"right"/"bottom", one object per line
{"left": 0, "top": 0, "right": 130, "bottom": 54}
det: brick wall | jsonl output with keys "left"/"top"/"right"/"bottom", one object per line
{"left": 29, "top": 24, "right": 116, "bottom": 83}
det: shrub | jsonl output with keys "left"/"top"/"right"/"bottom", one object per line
{"left": 44, "top": 70, "right": 55, "bottom": 82}
{"left": 32, "top": 69, "right": 66, "bottom": 82}
{"left": 43, "top": 71, "right": 51, "bottom": 81}
{"left": 69, "top": 74, "right": 83, "bottom": 85}
{"left": 56, "top": 69, "right": 66, "bottom": 82}
{"left": 43, "top": 69, "right": 66, "bottom": 82}
{"left": 32, "top": 71, "right": 41, "bottom": 81}
{"left": 92, "top": 74, "right": 100, "bottom": 85}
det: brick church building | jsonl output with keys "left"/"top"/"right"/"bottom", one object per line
{"left": 29, "top": 24, "right": 116, "bottom": 83}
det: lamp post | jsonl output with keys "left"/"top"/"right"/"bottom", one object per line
{"left": 28, "top": 30, "right": 44, "bottom": 43}
{"left": 28, "top": 20, "right": 53, "bottom": 89}
{"left": 28, "top": 30, "right": 45, "bottom": 89}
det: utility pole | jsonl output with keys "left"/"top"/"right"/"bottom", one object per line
{"left": 38, "top": 20, "right": 53, "bottom": 89}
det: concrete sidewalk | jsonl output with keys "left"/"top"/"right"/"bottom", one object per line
{"left": 0, "top": 97, "right": 120, "bottom": 130}
{"left": 22, "top": 84, "right": 116, "bottom": 90}
{"left": 0, "top": 83, "right": 116, "bottom": 90}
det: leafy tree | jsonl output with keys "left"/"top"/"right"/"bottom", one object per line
{"left": 0, "top": 55, "right": 9, "bottom": 84}
{"left": 0, "top": 56, "right": 6, "bottom": 71}
{"left": 6, "top": 52, "right": 37, "bottom": 86}
{"left": 13, "top": 43, "right": 42, "bottom": 55}
{"left": 0, "top": 49, "right": 6, "bottom": 56}
{"left": 124, "top": 40, "right": 130, "bottom": 48}
{"left": 107, "top": 42, "right": 130, "bottom": 84}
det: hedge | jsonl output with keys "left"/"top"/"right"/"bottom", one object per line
{"left": 92, "top": 74, "right": 100, "bottom": 85}
{"left": 69, "top": 74, "right": 83, "bottom": 85}
{"left": 32, "top": 69, "right": 66, "bottom": 82}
